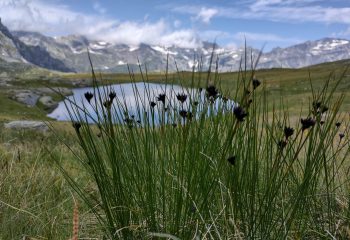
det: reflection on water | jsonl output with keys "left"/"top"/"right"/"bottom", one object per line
{"left": 48, "top": 82, "right": 235, "bottom": 124}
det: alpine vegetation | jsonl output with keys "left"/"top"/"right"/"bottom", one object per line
{"left": 55, "top": 55, "right": 350, "bottom": 239}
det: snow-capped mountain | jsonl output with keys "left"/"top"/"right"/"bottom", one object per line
{"left": 258, "top": 38, "right": 350, "bottom": 68}
{"left": 1, "top": 19, "right": 350, "bottom": 73}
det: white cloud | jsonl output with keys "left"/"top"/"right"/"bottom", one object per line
{"left": 160, "top": 30, "right": 201, "bottom": 48}
{"left": 99, "top": 20, "right": 201, "bottom": 48}
{"left": 0, "top": 0, "right": 202, "bottom": 48}
{"left": 194, "top": 7, "right": 218, "bottom": 24}
{"left": 0, "top": 0, "right": 118, "bottom": 35}
{"left": 173, "top": 2, "right": 350, "bottom": 25}
{"left": 198, "top": 30, "right": 232, "bottom": 42}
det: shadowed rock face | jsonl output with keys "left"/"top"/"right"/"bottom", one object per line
{"left": 4, "top": 121, "right": 49, "bottom": 132}
{"left": 0, "top": 20, "right": 74, "bottom": 72}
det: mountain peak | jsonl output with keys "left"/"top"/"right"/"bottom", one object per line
{"left": 1, "top": 20, "right": 350, "bottom": 73}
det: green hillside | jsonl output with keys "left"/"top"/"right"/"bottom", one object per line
{"left": 0, "top": 59, "right": 349, "bottom": 121}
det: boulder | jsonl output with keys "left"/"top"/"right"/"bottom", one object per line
{"left": 10, "top": 90, "right": 40, "bottom": 107}
{"left": 0, "top": 79, "right": 11, "bottom": 87}
{"left": 38, "top": 96, "right": 58, "bottom": 112}
{"left": 4, "top": 121, "right": 49, "bottom": 132}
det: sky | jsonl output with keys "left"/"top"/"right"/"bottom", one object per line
{"left": 0, "top": 0, "right": 350, "bottom": 51}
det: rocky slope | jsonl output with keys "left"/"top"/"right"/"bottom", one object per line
{"left": 0, "top": 19, "right": 73, "bottom": 72}
{"left": 1, "top": 19, "right": 350, "bottom": 73}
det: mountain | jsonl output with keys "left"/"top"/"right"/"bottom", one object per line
{"left": 258, "top": 38, "right": 350, "bottom": 68}
{"left": 0, "top": 19, "right": 73, "bottom": 72}
{"left": 1, "top": 20, "right": 350, "bottom": 73}
{"left": 12, "top": 31, "right": 261, "bottom": 73}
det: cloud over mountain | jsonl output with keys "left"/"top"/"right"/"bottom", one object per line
{"left": 0, "top": 0, "right": 202, "bottom": 48}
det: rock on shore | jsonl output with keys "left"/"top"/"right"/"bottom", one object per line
{"left": 4, "top": 120, "right": 49, "bottom": 132}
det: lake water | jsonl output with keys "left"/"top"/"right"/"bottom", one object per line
{"left": 48, "top": 82, "right": 235, "bottom": 124}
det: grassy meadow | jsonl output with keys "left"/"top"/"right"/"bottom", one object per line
{"left": 1, "top": 59, "right": 350, "bottom": 239}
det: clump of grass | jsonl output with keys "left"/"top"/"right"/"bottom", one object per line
{"left": 55, "top": 54, "right": 350, "bottom": 239}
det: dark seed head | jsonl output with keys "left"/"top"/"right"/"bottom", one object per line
{"left": 312, "top": 101, "right": 322, "bottom": 111}
{"left": 227, "top": 156, "right": 236, "bottom": 166}
{"left": 339, "top": 133, "right": 345, "bottom": 139}
{"left": 335, "top": 122, "right": 341, "bottom": 128}
{"left": 193, "top": 101, "right": 199, "bottom": 106}
{"left": 176, "top": 93, "right": 187, "bottom": 103}
{"left": 109, "top": 91, "right": 116, "bottom": 101}
{"left": 179, "top": 110, "right": 188, "bottom": 118}
{"left": 187, "top": 111, "right": 193, "bottom": 120}
{"left": 233, "top": 106, "right": 248, "bottom": 122}
{"left": 124, "top": 118, "right": 133, "bottom": 124}
{"left": 320, "top": 120, "right": 325, "bottom": 125}
{"left": 206, "top": 85, "right": 219, "bottom": 98}
{"left": 150, "top": 101, "right": 157, "bottom": 108}
{"left": 84, "top": 92, "right": 93, "bottom": 103}
{"left": 103, "top": 100, "right": 112, "bottom": 109}
{"left": 284, "top": 126, "right": 294, "bottom": 139}
{"left": 252, "top": 78, "right": 261, "bottom": 90}
{"left": 137, "top": 120, "right": 141, "bottom": 124}
{"left": 157, "top": 93, "right": 166, "bottom": 104}
{"left": 278, "top": 140, "right": 287, "bottom": 150}
{"left": 301, "top": 117, "right": 316, "bottom": 131}
{"left": 72, "top": 122, "right": 81, "bottom": 132}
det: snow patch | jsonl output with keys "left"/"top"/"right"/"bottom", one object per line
{"left": 71, "top": 47, "right": 102, "bottom": 55}
{"left": 188, "top": 60, "right": 199, "bottom": 68}
{"left": 215, "top": 48, "right": 225, "bottom": 54}
{"left": 89, "top": 43, "right": 107, "bottom": 50}
{"left": 129, "top": 46, "right": 139, "bottom": 52}
{"left": 202, "top": 48, "right": 209, "bottom": 55}
{"left": 71, "top": 48, "right": 85, "bottom": 54}
{"left": 151, "top": 46, "right": 178, "bottom": 55}
{"left": 311, "top": 39, "right": 349, "bottom": 55}
{"left": 117, "top": 60, "right": 126, "bottom": 65}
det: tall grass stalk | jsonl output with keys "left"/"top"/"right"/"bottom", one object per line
{"left": 55, "top": 54, "right": 350, "bottom": 239}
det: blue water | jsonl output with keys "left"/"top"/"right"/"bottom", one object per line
{"left": 48, "top": 82, "right": 235, "bottom": 125}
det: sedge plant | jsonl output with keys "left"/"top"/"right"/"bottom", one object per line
{"left": 54, "top": 52, "right": 350, "bottom": 239}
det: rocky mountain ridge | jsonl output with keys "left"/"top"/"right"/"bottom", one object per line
{"left": 1, "top": 19, "right": 350, "bottom": 73}
{"left": 0, "top": 19, "right": 73, "bottom": 72}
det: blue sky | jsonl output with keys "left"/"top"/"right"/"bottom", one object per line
{"left": 0, "top": 0, "right": 350, "bottom": 51}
